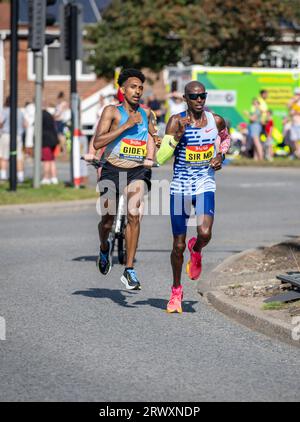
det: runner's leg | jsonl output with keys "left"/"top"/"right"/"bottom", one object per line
{"left": 193, "top": 215, "right": 214, "bottom": 252}
{"left": 124, "top": 179, "right": 145, "bottom": 268}
{"left": 167, "top": 193, "right": 189, "bottom": 313}
{"left": 170, "top": 194, "right": 190, "bottom": 287}
{"left": 186, "top": 192, "right": 214, "bottom": 280}
{"left": 119, "top": 180, "right": 145, "bottom": 290}
{"left": 171, "top": 234, "right": 187, "bottom": 288}
{"left": 99, "top": 197, "right": 116, "bottom": 252}
{"left": 96, "top": 196, "right": 117, "bottom": 275}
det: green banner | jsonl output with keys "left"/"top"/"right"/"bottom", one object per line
{"left": 193, "top": 68, "right": 300, "bottom": 132}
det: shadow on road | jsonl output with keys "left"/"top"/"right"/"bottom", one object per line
{"left": 72, "top": 256, "right": 121, "bottom": 265}
{"left": 138, "top": 249, "right": 243, "bottom": 254}
{"left": 133, "top": 298, "right": 198, "bottom": 313}
{"left": 72, "top": 256, "right": 97, "bottom": 262}
{"left": 72, "top": 289, "right": 197, "bottom": 313}
{"left": 137, "top": 249, "right": 172, "bottom": 253}
{"left": 72, "top": 288, "right": 138, "bottom": 308}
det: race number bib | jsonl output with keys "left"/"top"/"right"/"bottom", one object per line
{"left": 119, "top": 139, "right": 147, "bottom": 162}
{"left": 185, "top": 144, "right": 214, "bottom": 166}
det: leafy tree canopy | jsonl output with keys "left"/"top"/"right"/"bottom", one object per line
{"left": 87, "top": 0, "right": 300, "bottom": 78}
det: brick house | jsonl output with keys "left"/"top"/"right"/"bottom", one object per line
{"left": 0, "top": 1, "right": 115, "bottom": 135}
{"left": 0, "top": 0, "right": 166, "bottom": 135}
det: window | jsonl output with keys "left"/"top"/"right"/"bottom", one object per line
{"left": 28, "top": 44, "right": 96, "bottom": 81}
{"left": 47, "top": 47, "right": 69, "bottom": 76}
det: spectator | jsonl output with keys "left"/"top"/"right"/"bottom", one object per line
{"left": 147, "top": 94, "right": 164, "bottom": 122}
{"left": 0, "top": 96, "right": 27, "bottom": 183}
{"left": 95, "top": 95, "right": 106, "bottom": 121}
{"left": 264, "top": 110, "right": 274, "bottom": 161}
{"left": 54, "top": 92, "right": 69, "bottom": 158}
{"left": 117, "top": 87, "right": 124, "bottom": 103}
{"left": 230, "top": 122, "right": 248, "bottom": 156}
{"left": 167, "top": 91, "right": 186, "bottom": 116}
{"left": 246, "top": 98, "right": 264, "bottom": 161}
{"left": 257, "top": 89, "right": 269, "bottom": 126}
{"left": 92, "top": 95, "right": 106, "bottom": 134}
{"left": 147, "top": 93, "right": 166, "bottom": 137}
{"left": 23, "top": 99, "right": 35, "bottom": 156}
{"left": 41, "top": 106, "right": 59, "bottom": 185}
{"left": 288, "top": 87, "right": 300, "bottom": 159}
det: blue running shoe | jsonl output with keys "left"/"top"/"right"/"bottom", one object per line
{"left": 97, "top": 239, "right": 112, "bottom": 275}
{"left": 121, "top": 269, "right": 141, "bottom": 290}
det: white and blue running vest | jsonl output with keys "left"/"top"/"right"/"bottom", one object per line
{"left": 170, "top": 111, "right": 218, "bottom": 196}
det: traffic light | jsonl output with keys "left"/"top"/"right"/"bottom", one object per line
{"left": 28, "top": 0, "right": 58, "bottom": 52}
{"left": 46, "top": 0, "right": 57, "bottom": 26}
{"left": 61, "top": 2, "right": 71, "bottom": 60}
{"left": 60, "top": 2, "right": 82, "bottom": 61}
{"left": 28, "top": 0, "right": 46, "bottom": 52}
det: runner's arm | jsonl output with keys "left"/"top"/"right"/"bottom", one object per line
{"left": 88, "top": 135, "right": 97, "bottom": 155}
{"left": 156, "top": 114, "right": 188, "bottom": 165}
{"left": 146, "top": 108, "right": 161, "bottom": 148}
{"left": 209, "top": 114, "right": 230, "bottom": 171}
{"left": 145, "top": 135, "right": 156, "bottom": 161}
{"left": 165, "top": 114, "right": 181, "bottom": 137}
{"left": 84, "top": 135, "right": 104, "bottom": 160}
{"left": 142, "top": 108, "right": 156, "bottom": 167}
{"left": 214, "top": 114, "right": 231, "bottom": 155}
{"left": 93, "top": 105, "right": 136, "bottom": 150}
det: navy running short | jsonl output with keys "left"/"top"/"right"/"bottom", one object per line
{"left": 170, "top": 191, "right": 215, "bottom": 236}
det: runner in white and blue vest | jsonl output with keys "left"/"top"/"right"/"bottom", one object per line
{"left": 157, "top": 81, "right": 231, "bottom": 313}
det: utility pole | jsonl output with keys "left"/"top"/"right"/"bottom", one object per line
{"left": 9, "top": 0, "right": 18, "bottom": 192}
{"left": 28, "top": 0, "right": 57, "bottom": 188}
{"left": 33, "top": 51, "right": 43, "bottom": 188}
{"left": 63, "top": 1, "right": 82, "bottom": 187}
{"left": 70, "top": 3, "right": 78, "bottom": 186}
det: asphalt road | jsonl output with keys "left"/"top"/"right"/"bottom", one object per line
{"left": 1, "top": 165, "right": 300, "bottom": 401}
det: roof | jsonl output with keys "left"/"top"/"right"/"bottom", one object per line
{"left": 0, "top": 1, "right": 112, "bottom": 31}
{"left": 19, "top": 0, "right": 111, "bottom": 25}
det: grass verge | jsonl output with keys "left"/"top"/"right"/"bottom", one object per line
{"left": 262, "top": 302, "right": 286, "bottom": 310}
{"left": 0, "top": 180, "right": 97, "bottom": 206}
{"left": 262, "top": 300, "right": 300, "bottom": 311}
{"left": 227, "top": 157, "right": 300, "bottom": 167}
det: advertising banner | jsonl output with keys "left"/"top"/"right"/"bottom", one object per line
{"left": 192, "top": 67, "right": 300, "bottom": 131}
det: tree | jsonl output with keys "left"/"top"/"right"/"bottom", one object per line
{"left": 87, "top": 0, "right": 300, "bottom": 78}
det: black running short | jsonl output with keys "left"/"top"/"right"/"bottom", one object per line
{"left": 98, "top": 162, "right": 152, "bottom": 200}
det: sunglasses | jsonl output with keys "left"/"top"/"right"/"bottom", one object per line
{"left": 187, "top": 92, "right": 208, "bottom": 100}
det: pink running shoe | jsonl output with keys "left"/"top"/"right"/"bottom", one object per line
{"left": 166, "top": 285, "right": 183, "bottom": 314}
{"left": 186, "top": 237, "right": 202, "bottom": 280}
